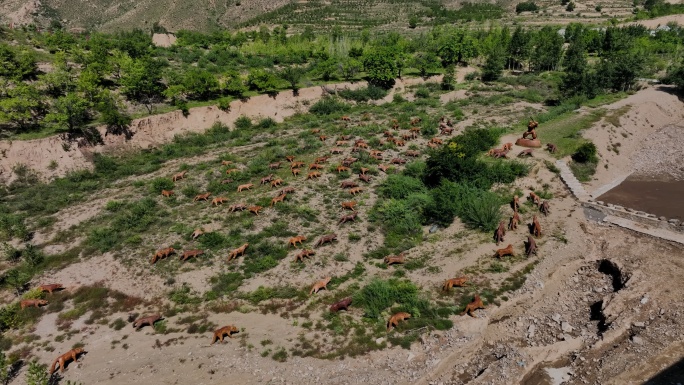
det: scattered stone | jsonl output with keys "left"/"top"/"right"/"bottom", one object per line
{"left": 631, "top": 336, "right": 644, "bottom": 345}
{"left": 659, "top": 216, "right": 667, "bottom": 221}
{"left": 552, "top": 313, "right": 562, "bottom": 323}
{"left": 633, "top": 322, "right": 645, "bottom": 328}
{"left": 641, "top": 296, "right": 649, "bottom": 304}
{"left": 376, "top": 337, "right": 385, "bottom": 344}
{"left": 429, "top": 224, "right": 439, "bottom": 234}
{"left": 669, "top": 219, "right": 680, "bottom": 225}
{"left": 561, "top": 322, "right": 574, "bottom": 333}
{"left": 528, "top": 325, "right": 536, "bottom": 338}
{"left": 597, "top": 201, "right": 604, "bottom": 205}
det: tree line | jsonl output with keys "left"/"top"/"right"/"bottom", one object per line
{"left": 1, "top": 22, "right": 683, "bottom": 139}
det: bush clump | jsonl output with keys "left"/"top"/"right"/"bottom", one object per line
{"left": 309, "top": 97, "right": 351, "bottom": 115}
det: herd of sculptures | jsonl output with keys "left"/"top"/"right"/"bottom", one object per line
{"left": 21, "top": 117, "right": 555, "bottom": 375}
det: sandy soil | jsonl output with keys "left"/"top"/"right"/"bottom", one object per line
{"left": 625, "top": 14, "right": 684, "bottom": 28}
{"left": 151, "top": 33, "right": 177, "bottom": 47}
{"left": 4, "top": 84, "right": 684, "bottom": 385}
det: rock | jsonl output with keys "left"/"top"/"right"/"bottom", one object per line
{"left": 407, "top": 353, "right": 416, "bottom": 362}
{"left": 552, "top": 313, "right": 562, "bottom": 323}
{"left": 631, "top": 336, "right": 644, "bottom": 345}
{"left": 613, "top": 205, "right": 623, "bottom": 210}
{"left": 669, "top": 219, "right": 680, "bottom": 225}
{"left": 561, "top": 322, "right": 574, "bottom": 333}
{"left": 429, "top": 224, "right": 439, "bottom": 233}
{"left": 633, "top": 322, "right": 645, "bottom": 328}
{"left": 641, "top": 296, "right": 649, "bottom": 304}
{"left": 528, "top": 324, "right": 536, "bottom": 338}
{"left": 596, "top": 201, "right": 604, "bottom": 205}
{"left": 573, "top": 276, "right": 579, "bottom": 283}
{"left": 376, "top": 337, "right": 385, "bottom": 344}
{"left": 659, "top": 216, "right": 667, "bottom": 221}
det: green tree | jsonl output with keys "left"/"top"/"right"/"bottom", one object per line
{"left": 560, "top": 32, "right": 596, "bottom": 98}
{"left": 437, "top": 28, "right": 478, "bottom": 66}
{"left": 278, "top": 65, "right": 305, "bottom": 94}
{"left": 362, "top": 49, "right": 397, "bottom": 88}
{"left": 119, "top": 58, "right": 165, "bottom": 113}
{"left": 441, "top": 65, "right": 456, "bottom": 90}
{"left": 46, "top": 93, "right": 91, "bottom": 134}
{"left": 0, "top": 351, "right": 9, "bottom": 385}
{"left": 339, "top": 57, "right": 362, "bottom": 81}
{"left": 0, "top": 84, "right": 47, "bottom": 132}
{"left": 482, "top": 45, "right": 506, "bottom": 81}
{"left": 97, "top": 91, "right": 132, "bottom": 138}
{"left": 182, "top": 68, "right": 220, "bottom": 100}
{"left": 532, "top": 26, "right": 564, "bottom": 71}
{"left": 412, "top": 51, "right": 440, "bottom": 78}
{"left": 409, "top": 15, "right": 419, "bottom": 29}
{"left": 246, "top": 69, "right": 279, "bottom": 94}
{"left": 221, "top": 70, "right": 248, "bottom": 97}
{"left": 0, "top": 44, "right": 37, "bottom": 80}
{"left": 77, "top": 68, "right": 102, "bottom": 103}
{"left": 508, "top": 26, "right": 532, "bottom": 70}
{"left": 25, "top": 361, "right": 48, "bottom": 385}
{"left": 314, "top": 58, "right": 339, "bottom": 81}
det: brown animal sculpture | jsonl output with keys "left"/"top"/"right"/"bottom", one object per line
{"left": 359, "top": 167, "right": 370, "bottom": 175}
{"left": 49, "top": 347, "right": 86, "bottom": 374}
{"left": 341, "top": 180, "right": 358, "bottom": 189}
{"left": 260, "top": 174, "right": 275, "bottom": 185}
{"left": 211, "top": 325, "right": 239, "bottom": 344}
{"left": 359, "top": 174, "right": 372, "bottom": 183}
{"left": 315, "top": 234, "right": 337, "bottom": 247}
{"left": 546, "top": 143, "right": 558, "bottom": 153}
{"left": 292, "top": 168, "right": 301, "bottom": 177}
{"left": 133, "top": 314, "right": 162, "bottom": 330}
{"left": 269, "top": 162, "right": 282, "bottom": 170}
{"left": 330, "top": 297, "right": 352, "bottom": 313}
{"left": 430, "top": 138, "right": 444, "bottom": 145}
{"left": 528, "top": 192, "right": 541, "bottom": 206}
{"left": 172, "top": 171, "right": 187, "bottom": 182}
{"left": 270, "top": 178, "right": 283, "bottom": 188}
{"left": 387, "top": 312, "right": 411, "bottom": 331}
{"left": 518, "top": 149, "right": 534, "bottom": 157}
{"left": 502, "top": 142, "right": 513, "bottom": 151}
{"left": 221, "top": 160, "right": 233, "bottom": 166}
{"left": 528, "top": 119, "right": 538, "bottom": 130}
{"left": 319, "top": 135, "right": 328, "bottom": 142}
{"left": 279, "top": 187, "right": 296, "bottom": 195}
{"left": 494, "top": 221, "right": 506, "bottom": 245}
{"left": 508, "top": 211, "right": 520, "bottom": 231}
{"left": 310, "top": 277, "right": 332, "bottom": 295}
{"left": 271, "top": 193, "right": 287, "bottom": 206}
{"left": 192, "top": 228, "right": 204, "bottom": 239}
{"left": 228, "top": 243, "right": 249, "bottom": 261}
{"left": 20, "top": 299, "right": 48, "bottom": 309}
{"left": 161, "top": 189, "right": 174, "bottom": 197}
{"left": 237, "top": 183, "right": 253, "bottom": 192}
{"left": 493, "top": 149, "right": 509, "bottom": 159}
{"left": 38, "top": 284, "right": 64, "bottom": 294}
{"left": 349, "top": 187, "right": 363, "bottom": 195}
{"left": 309, "top": 163, "right": 324, "bottom": 170}
{"left": 341, "top": 201, "right": 357, "bottom": 211}
{"left": 525, "top": 236, "right": 538, "bottom": 257}
{"left": 225, "top": 168, "right": 239, "bottom": 175}
{"left": 212, "top": 197, "right": 228, "bottom": 206}
{"left": 442, "top": 277, "right": 468, "bottom": 291}
{"left": 307, "top": 171, "right": 321, "bottom": 180}
{"left": 494, "top": 244, "right": 514, "bottom": 259}
{"left": 285, "top": 155, "right": 296, "bottom": 163}
{"left": 384, "top": 252, "right": 406, "bottom": 265}
{"left": 338, "top": 211, "right": 358, "bottom": 224}
{"left": 512, "top": 195, "right": 520, "bottom": 211}
{"left": 461, "top": 295, "right": 485, "bottom": 317}
{"left": 378, "top": 164, "right": 389, "bottom": 173}
{"left": 295, "top": 249, "right": 315, "bottom": 262}
{"left": 532, "top": 215, "right": 542, "bottom": 237}
{"left": 405, "top": 150, "right": 420, "bottom": 157}
{"left": 194, "top": 193, "right": 212, "bottom": 202}
{"left": 341, "top": 116, "right": 351, "bottom": 121}
{"left": 228, "top": 203, "right": 247, "bottom": 212}
{"left": 330, "top": 148, "right": 344, "bottom": 154}
{"left": 440, "top": 127, "right": 454, "bottom": 135}
{"left": 315, "top": 156, "right": 330, "bottom": 164}
{"left": 221, "top": 179, "right": 234, "bottom": 184}
{"left": 522, "top": 129, "right": 537, "bottom": 140}
{"left": 288, "top": 236, "right": 307, "bottom": 248}
{"left": 336, "top": 165, "right": 350, "bottom": 173}
{"left": 181, "top": 249, "right": 204, "bottom": 262}
{"left": 151, "top": 247, "right": 175, "bottom": 264}
{"left": 291, "top": 161, "right": 305, "bottom": 169}
{"left": 515, "top": 138, "right": 542, "bottom": 148}
{"left": 539, "top": 201, "right": 550, "bottom": 216}
{"left": 391, "top": 158, "right": 407, "bottom": 165}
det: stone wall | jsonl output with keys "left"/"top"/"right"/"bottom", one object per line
{"left": 584, "top": 200, "right": 684, "bottom": 233}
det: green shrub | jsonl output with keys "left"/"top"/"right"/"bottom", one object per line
{"left": 460, "top": 192, "right": 503, "bottom": 231}
{"left": 210, "top": 272, "right": 244, "bottom": 296}
{"left": 338, "top": 86, "right": 388, "bottom": 102}
{"left": 378, "top": 175, "right": 426, "bottom": 199}
{"left": 234, "top": 115, "right": 253, "bottom": 130}
{"left": 371, "top": 199, "right": 422, "bottom": 236}
{"left": 516, "top": 1, "right": 539, "bottom": 12}
{"left": 414, "top": 87, "right": 431, "bottom": 99}
{"left": 150, "top": 177, "right": 174, "bottom": 194}
{"left": 0, "top": 214, "right": 29, "bottom": 241}
{"left": 309, "top": 97, "right": 351, "bottom": 115}
{"left": 169, "top": 285, "right": 202, "bottom": 305}
{"left": 571, "top": 142, "right": 598, "bottom": 163}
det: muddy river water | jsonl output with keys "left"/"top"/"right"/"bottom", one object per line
{"left": 597, "top": 175, "right": 684, "bottom": 221}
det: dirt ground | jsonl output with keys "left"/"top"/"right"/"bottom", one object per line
{"left": 4, "top": 84, "right": 684, "bottom": 385}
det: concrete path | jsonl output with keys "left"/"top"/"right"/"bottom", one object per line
{"left": 603, "top": 215, "right": 684, "bottom": 245}
{"left": 555, "top": 160, "right": 591, "bottom": 202}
